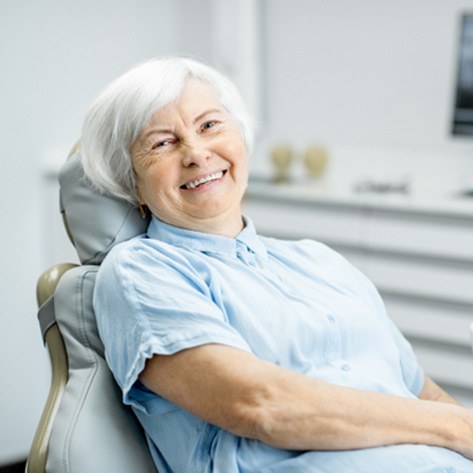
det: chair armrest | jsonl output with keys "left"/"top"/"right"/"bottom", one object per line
{"left": 27, "top": 263, "right": 78, "bottom": 473}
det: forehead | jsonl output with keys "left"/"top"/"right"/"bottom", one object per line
{"left": 148, "top": 79, "right": 225, "bottom": 126}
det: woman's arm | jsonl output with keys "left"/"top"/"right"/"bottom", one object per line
{"left": 420, "top": 375, "right": 461, "bottom": 405}
{"left": 140, "top": 343, "right": 473, "bottom": 459}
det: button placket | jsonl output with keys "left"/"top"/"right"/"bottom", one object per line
{"left": 326, "top": 313, "right": 336, "bottom": 324}
{"left": 324, "top": 313, "right": 341, "bottom": 362}
{"left": 324, "top": 313, "right": 351, "bottom": 373}
{"left": 236, "top": 242, "right": 256, "bottom": 266}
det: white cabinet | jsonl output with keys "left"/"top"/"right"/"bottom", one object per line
{"left": 243, "top": 182, "right": 473, "bottom": 405}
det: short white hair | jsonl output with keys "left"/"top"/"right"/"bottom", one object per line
{"left": 81, "top": 57, "right": 254, "bottom": 204}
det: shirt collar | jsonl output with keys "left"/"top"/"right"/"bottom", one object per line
{"left": 146, "top": 215, "right": 267, "bottom": 258}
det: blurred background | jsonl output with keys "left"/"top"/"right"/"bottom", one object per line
{"left": 2, "top": 0, "right": 473, "bottom": 467}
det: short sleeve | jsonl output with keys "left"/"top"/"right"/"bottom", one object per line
{"left": 94, "top": 238, "right": 252, "bottom": 412}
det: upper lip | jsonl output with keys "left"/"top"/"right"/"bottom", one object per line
{"left": 180, "top": 170, "right": 227, "bottom": 189}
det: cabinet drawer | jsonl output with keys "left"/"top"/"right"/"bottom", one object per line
{"left": 366, "top": 210, "right": 473, "bottom": 261}
{"left": 383, "top": 294, "right": 473, "bottom": 347}
{"left": 363, "top": 253, "right": 473, "bottom": 304}
{"left": 244, "top": 200, "right": 364, "bottom": 245}
{"left": 414, "top": 343, "right": 473, "bottom": 390}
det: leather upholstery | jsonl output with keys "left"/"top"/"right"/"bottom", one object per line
{"left": 58, "top": 152, "right": 149, "bottom": 264}
{"left": 28, "top": 152, "right": 157, "bottom": 472}
{"left": 46, "top": 266, "right": 156, "bottom": 472}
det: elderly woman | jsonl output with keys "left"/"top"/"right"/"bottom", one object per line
{"left": 81, "top": 57, "right": 473, "bottom": 473}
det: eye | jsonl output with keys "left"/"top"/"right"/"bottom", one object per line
{"left": 151, "top": 138, "right": 175, "bottom": 150}
{"left": 202, "top": 120, "right": 218, "bottom": 131}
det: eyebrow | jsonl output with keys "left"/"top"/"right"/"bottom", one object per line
{"left": 193, "top": 108, "right": 224, "bottom": 124}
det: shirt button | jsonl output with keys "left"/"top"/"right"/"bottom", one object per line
{"left": 327, "top": 314, "right": 336, "bottom": 324}
{"left": 340, "top": 363, "right": 351, "bottom": 371}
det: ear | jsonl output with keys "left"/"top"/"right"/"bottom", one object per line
{"left": 135, "top": 184, "right": 149, "bottom": 219}
{"left": 135, "top": 181, "right": 145, "bottom": 206}
{"left": 137, "top": 192, "right": 145, "bottom": 206}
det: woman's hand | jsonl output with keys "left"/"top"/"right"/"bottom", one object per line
{"left": 440, "top": 404, "right": 473, "bottom": 460}
{"left": 139, "top": 343, "right": 473, "bottom": 458}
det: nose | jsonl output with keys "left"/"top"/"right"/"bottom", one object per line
{"left": 181, "top": 137, "right": 211, "bottom": 167}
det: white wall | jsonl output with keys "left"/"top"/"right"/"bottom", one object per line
{"left": 0, "top": 0, "right": 182, "bottom": 464}
{"left": 257, "top": 0, "right": 473, "bottom": 191}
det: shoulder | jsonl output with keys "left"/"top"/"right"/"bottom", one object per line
{"left": 97, "top": 234, "right": 203, "bottom": 293}
{"left": 103, "top": 233, "right": 200, "bottom": 270}
{"left": 260, "top": 234, "right": 379, "bottom": 294}
{"left": 261, "top": 235, "right": 347, "bottom": 265}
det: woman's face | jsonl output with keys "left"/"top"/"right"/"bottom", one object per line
{"left": 131, "top": 79, "right": 249, "bottom": 237}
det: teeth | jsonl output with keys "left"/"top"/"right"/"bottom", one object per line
{"left": 185, "top": 171, "right": 224, "bottom": 189}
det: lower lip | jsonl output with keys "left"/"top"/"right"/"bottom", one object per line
{"left": 183, "top": 171, "right": 227, "bottom": 192}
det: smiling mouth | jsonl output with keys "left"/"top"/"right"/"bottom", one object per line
{"left": 181, "top": 170, "right": 226, "bottom": 190}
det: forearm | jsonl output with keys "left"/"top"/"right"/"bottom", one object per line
{"left": 254, "top": 368, "right": 469, "bottom": 453}
{"left": 141, "top": 344, "right": 473, "bottom": 459}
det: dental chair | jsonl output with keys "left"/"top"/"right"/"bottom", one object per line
{"left": 27, "top": 150, "right": 157, "bottom": 472}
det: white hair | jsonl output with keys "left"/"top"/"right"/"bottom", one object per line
{"left": 81, "top": 57, "right": 254, "bottom": 204}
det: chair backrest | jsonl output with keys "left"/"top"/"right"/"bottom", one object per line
{"left": 27, "top": 152, "right": 156, "bottom": 473}
{"left": 58, "top": 151, "right": 149, "bottom": 265}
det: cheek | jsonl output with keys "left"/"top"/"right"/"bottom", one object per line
{"left": 221, "top": 138, "right": 248, "bottom": 166}
{"left": 141, "top": 158, "right": 175, "bottom": 185}
{"left": 216, "top": 127, "right": 247, "bottom": 157}
{"left": 136, "top": 168, "right": 166, "bottom": 202}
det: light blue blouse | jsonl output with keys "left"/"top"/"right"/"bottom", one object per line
{"left": 95, "top": 216, "right": 472, "bottom": 473}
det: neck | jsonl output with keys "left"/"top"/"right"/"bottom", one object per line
{"left": 156, "top": 213, "right": 245, "bottom": 238}
{"left": 185, "top": 215, "right": 245, "bottom": 238}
